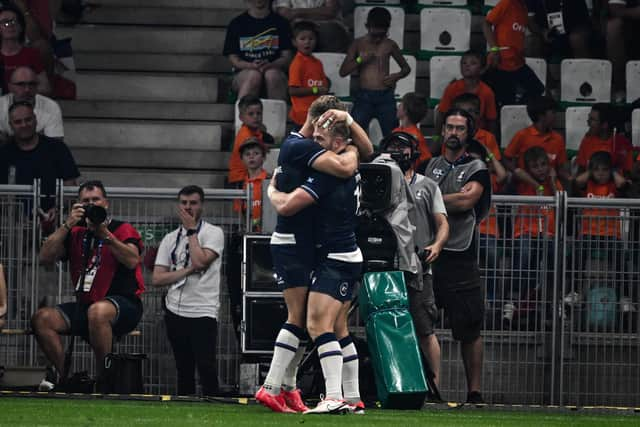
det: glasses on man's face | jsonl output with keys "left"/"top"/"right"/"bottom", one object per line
{"left": 10, "top": 81, "right": 38, "bottom": 89}
{"left": 0, "top": 19, "right": 17, "bottom": 28}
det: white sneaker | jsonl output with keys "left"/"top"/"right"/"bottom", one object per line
{"left": 503, "top": 302, "right": 516, "bottom": 321}
{"left": 563, "top": 291, "right": 581, "bottom": 305}
{"left": 303, "top": 398, "right": 348, "bottom": 414}
{"left": 38, "top": 379, "right": 55, "bottom": 392}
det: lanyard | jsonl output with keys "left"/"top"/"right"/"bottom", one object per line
{"left": 171, "top": 221, "right": 202, "bottom": 268}
{"left": 81, "top": 231, "right": 103, "bottom": 272}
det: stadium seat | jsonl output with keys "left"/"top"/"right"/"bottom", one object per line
{"left": 418, "top": 0, "right": 467, "bottom": 6}
{"left": 564, "top": 106, "right": 590, "bottom": 155}
{"left": 235, "top": 99, "right": 287, "bottom": 144}
{"left": 632, "top": 109, "right": 640, "bottom": 148}
{"left": 420, "top": 8, "right": 471, "bottom": 57}
{"left": 560, "top": 59, "right": 612, "bottom": 104}
{"left": 390, "top": 54, "right": 417, "bottom": 98}
{"left": 354, "top": 6, "right": 405, "bottom": 49}
{"left": 369, "top": 118, "right": 384, "bottom": 147}
{"left": 526, "top": 57, "right": 547, "bottom": 93}
{"left": 500, "top": 105, "right": 531, "bottom": 148}
{"left": 626, "top": 61, "right": 640, "bottom": 104}
{"left": 429, "top": 55, "right": 462, "bottom": 105}
{"left": 315, "top": 52, "right": 350, "bottom": 99}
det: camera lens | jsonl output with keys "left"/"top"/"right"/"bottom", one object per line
{"left": 83, "top": 204, "right": 107, "bottom": 224}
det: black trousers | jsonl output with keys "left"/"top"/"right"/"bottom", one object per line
{"left": 164, "top": 311, "right": 219, "bottom": 396}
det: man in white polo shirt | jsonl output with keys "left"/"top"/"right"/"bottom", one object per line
{"left": 152, "top": 185, "right": 225, "bottom": 396}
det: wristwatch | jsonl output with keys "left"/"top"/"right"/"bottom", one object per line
{"left": 186, "top": 228, "right": 198, "bottom": 236}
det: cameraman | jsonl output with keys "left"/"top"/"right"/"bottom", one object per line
{"left": 33, "top": 180, "right": 144, "bottom": 390}
{"left": 380, "top": 131, "right": 449, "bottom": 390}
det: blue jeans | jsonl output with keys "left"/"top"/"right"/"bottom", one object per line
{"left": 351, "top": 88, "right": 398, "bottom": 142}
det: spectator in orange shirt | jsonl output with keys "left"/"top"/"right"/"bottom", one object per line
{"left": 504, "top": 96, "right": 569, "bottom": 187}
{"left": 572, "top": 151, "right": 627, "bottom": 302}
{"left": 436, "top": 51, "right": 498, "bottom": 136}
{"left": 482, "top": 0, "right": 544, "bottom": 107}
{"left": 575, "top": 103, "right": 634, "bottom": 180}
{"left": 228, "top": 95, "right": 274, "bottom": 186}
{"left": 508, "top": 146, "right": 561, "bottom": 324}
{"left": 394, "top": 92, "right": 431, "bottom": 167}
{"left": 288, "top": 21, "right": 329, "bottom": 128}
{"left": 467, "top": 139, "right": 507, "bottom": 305}
{"left": 234, "top": 137, "right": 269, "bottom": 232}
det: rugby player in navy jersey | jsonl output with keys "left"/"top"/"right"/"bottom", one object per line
{"left": 255, "top": 96, "right": 372, "bottom": 414}
{"left": 268, "top": 120, "right": 365, "bottom": 414}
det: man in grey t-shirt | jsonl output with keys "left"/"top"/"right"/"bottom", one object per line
{"left": 380, "top": 131, "right": 449, "bottom": 391}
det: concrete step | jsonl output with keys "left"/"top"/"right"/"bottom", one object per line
{"left": 80, "top": 168, "right": 227, "bottom": 188}
{"left": 60, "top": 100, "right": 233, "bottom": 122}
{"left": 56, "top": 25, "right": 224, "bottom": 54}
{"left": 73, "top": 52, "right": 232, "bottom": 74}
{"left": 74, "top": 147, "right": 229, "bottom": 170}
{"left": 64, "top": 119, "right": 222, "bottom": 151}
{"left": 74, "top": 72, "right": 218, "bottom": 102}
{"left": 94, "top": 0, "right": 235, "bottom": 8}
{"left": 81, "top": 6, "right": 240, "bottom": 27}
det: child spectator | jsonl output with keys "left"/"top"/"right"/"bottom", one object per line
{"left": 507, "top": 146, "right": 561, "bottom": 322}
{"left": 339, "top": 7, "right": 411, "bottom": 138}
{"left": 436, "top": 51, "right": 498, "bottom": 136}
{"left": 288, "top": 21, "right": 329, "bottom": 128}
{"left": 273, "top": 0, "right": 350, "bottom": 53}
{"left": 234, "top": 137, "right": 269, "bottom": 232}
{"left": 504, "top": 96, "right": 569, "bottom": 187}
{"left": 572, "top": 151, "right": 627, "bottom": 304}
{"left": 575, "top": 103, "right": 634, "bottom": 178}
{"left": 482, "top": 0, "right": 544, "bottom": 107}
{"left": 393, "top": 92, "right": 431, "bottom": 166}
{"left": 228, "top": 95, "right": 274, "bottom": 186}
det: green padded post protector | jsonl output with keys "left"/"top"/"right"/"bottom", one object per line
{"left": 360, "top": 271, "right": 428, "bottom": 409}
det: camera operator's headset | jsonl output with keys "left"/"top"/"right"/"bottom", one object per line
{"left": 379, "top": 131, "right": 421, "bottom": 162}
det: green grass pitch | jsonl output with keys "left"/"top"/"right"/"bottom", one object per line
{"left": 0, "top": 398, "right": 638, "bottom": 426}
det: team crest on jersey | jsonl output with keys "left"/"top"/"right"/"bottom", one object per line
{"left": 306, "top": 176, "right": 315, "bottom": 184}
{"left": 339, "top": 282, "right": 349, "bottom": 297}
{"left": 275, "top": 273, "right": 285, "bottom": 286}
{"left": 432, "top": 168, "right": 444, "bottom": 178}
{"left": 456, "top": 170, "right": 466, "bottom": 182}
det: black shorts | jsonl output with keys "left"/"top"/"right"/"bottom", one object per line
{"left": 408, "top": 274, "right": 439, "bottom": 337}
{"left": 57, "top": 295, "right": 143, "bottom": 339}
{"left": 310, "top": 258, "right": 362, "bottom": 302}
{"left": 271, "top": 243, "right": 314, "bottom": 289}
{"left": 435, "top": 283, "right": 484, "bottom": 343}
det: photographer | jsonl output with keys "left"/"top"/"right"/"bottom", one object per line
{"left": 32, "top": 180, "right": 144, "bottom": 390}
{"left": 380, "top": 132, "right": 449, "bottom": 391}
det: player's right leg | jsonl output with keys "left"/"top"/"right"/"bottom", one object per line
{"left": 335, "top": 302, "right": 364, "bottom": 414}
{"left": 255, "top": 242, "right": 312, "bottom": 413}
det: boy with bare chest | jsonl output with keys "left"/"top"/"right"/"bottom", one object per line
{"left": 339, "top": 7, "right": 411, "bottom": 140}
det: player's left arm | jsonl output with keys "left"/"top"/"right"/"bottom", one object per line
{"left": 269, "top": 186, "right": 315, "bottom": 216}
